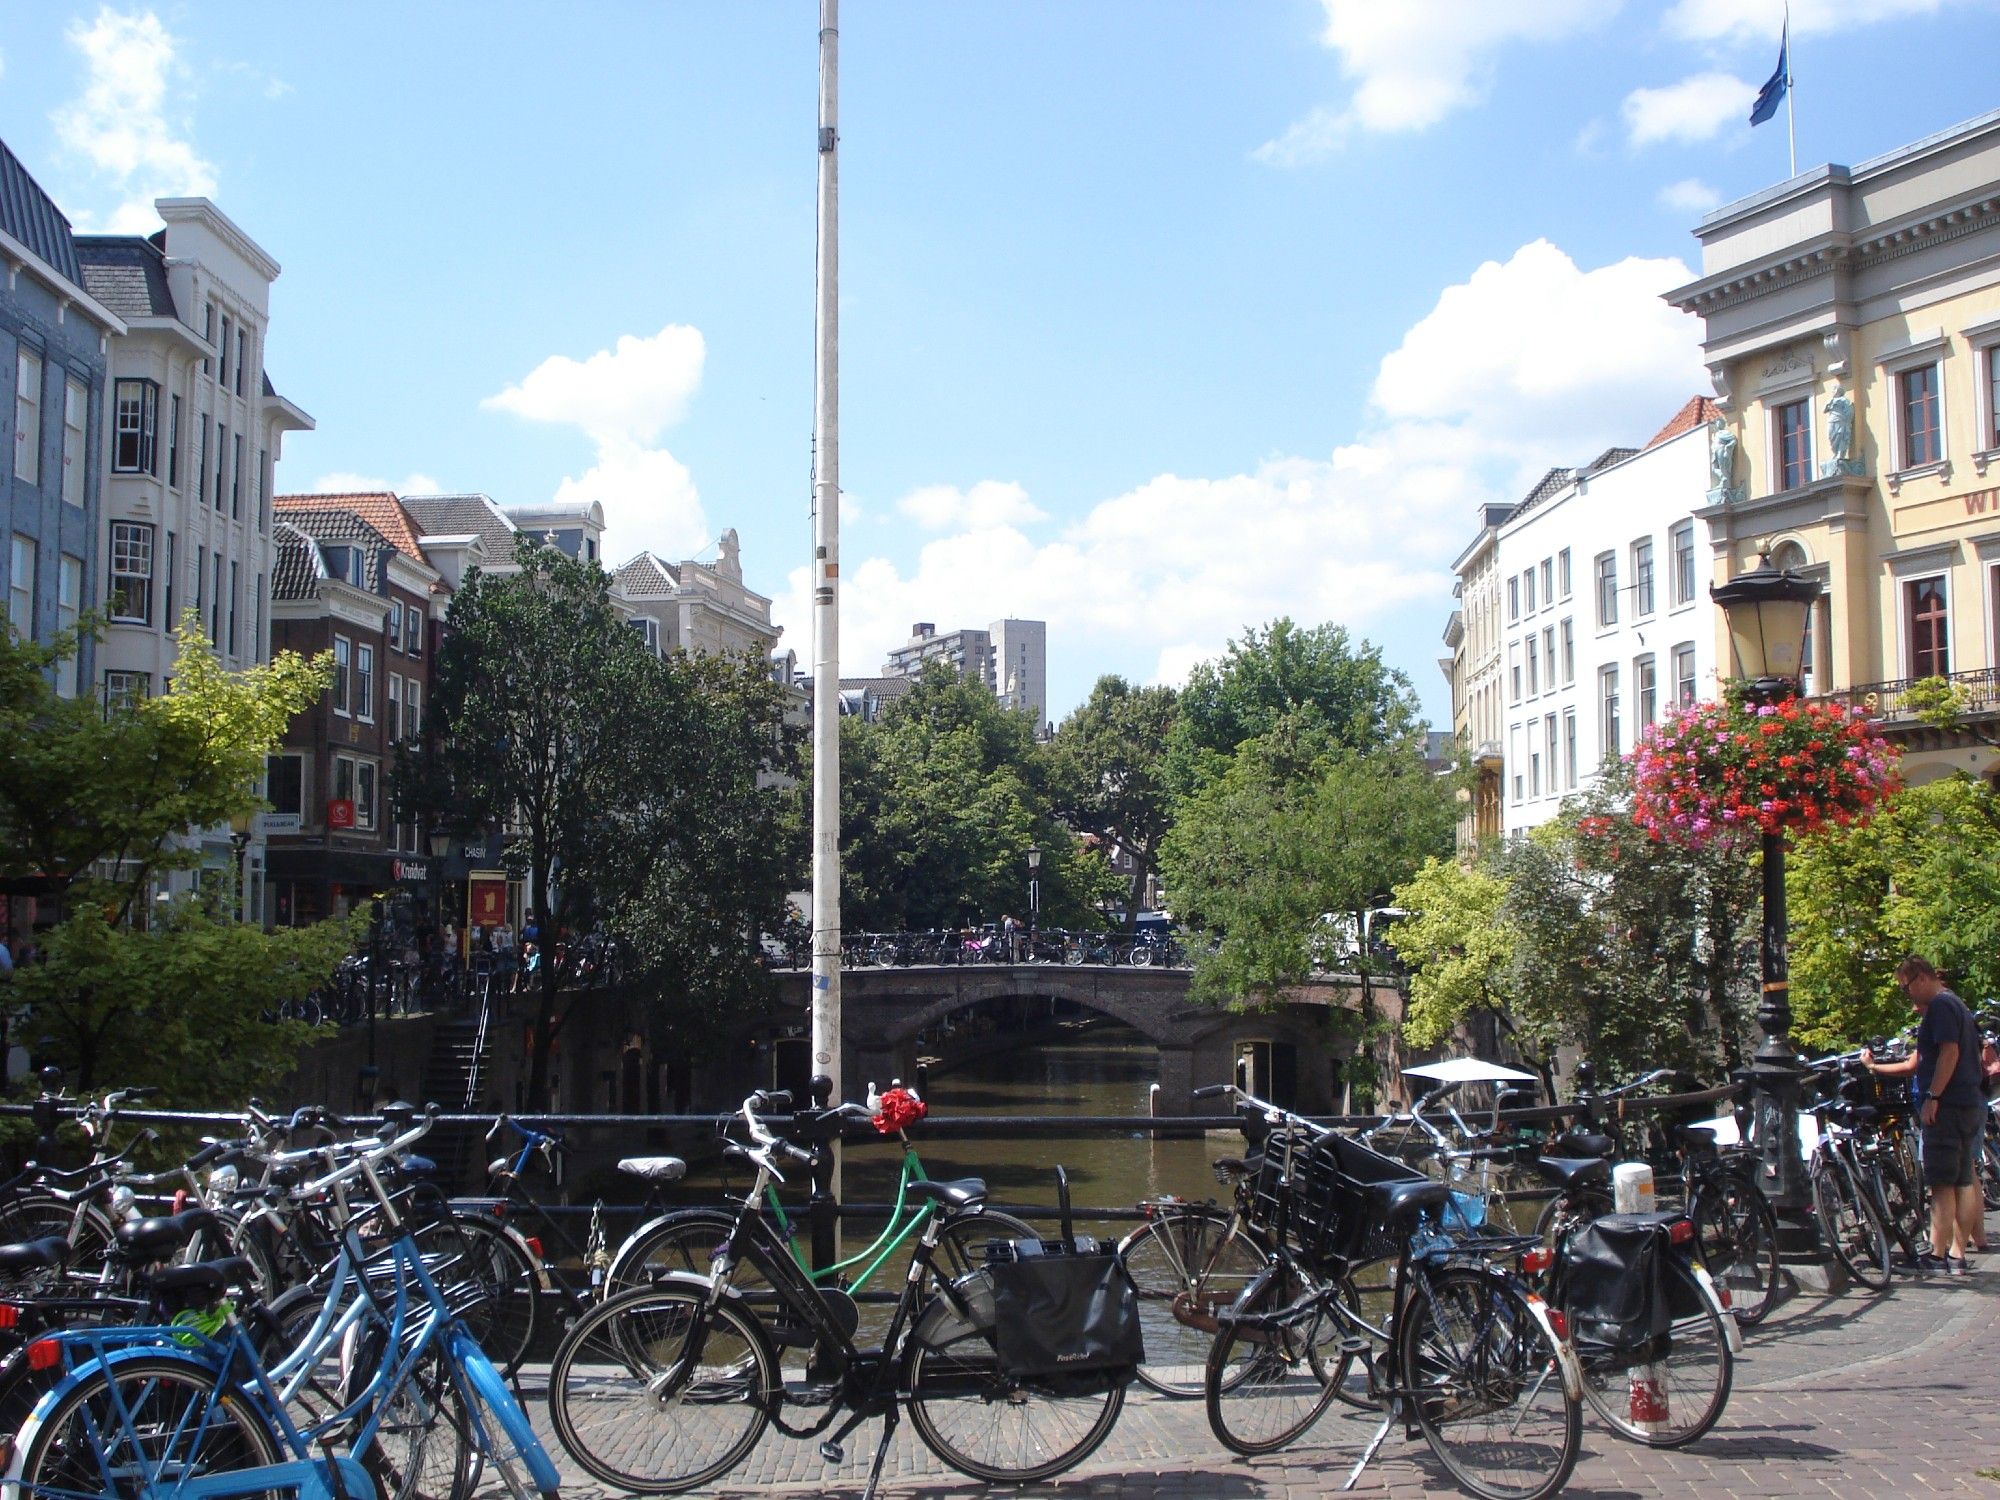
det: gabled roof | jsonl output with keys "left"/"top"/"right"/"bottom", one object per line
{"left": 1507, "top": 465, "right": 1579, "bottom": 522}
{"left": 403, "top": 494, "right": 518, "bottom": 561}
{"left": 1646, "top": 395, "right": 1722, "bottom": 449}
{"left": 1584, "top": 446, "right": 1639, "bottom": 474}
{"left": 74, "top": 235, "right": 178, "bottom": 319}
{"left": 0, "top": 139, "right": 82, "bottom": 286}
{"left": 275, "top": 492, "right": 427, "bottom": 565}
{"left": 271, "top": 522, "right": 326, "bottom": 602}
{"left": 270, "top": 508, "right": 396, "bottom": 592}
{"left": 613, "top": 551, "right": 680, "bottom": 596}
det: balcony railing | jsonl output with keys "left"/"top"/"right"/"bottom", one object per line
{"left": 1810, "top": 666, "right": 2000, "bottom": 724}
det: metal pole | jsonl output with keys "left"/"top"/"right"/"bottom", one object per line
{"left": 808, "top": 0, "right": 844, "bottom": 1265}
{"left": 1750, "top": 823, "right": 1816, "bottom": 1238}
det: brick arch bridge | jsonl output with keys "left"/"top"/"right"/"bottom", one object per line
{"left": 767, "top": 964, "right": 1395, "bottom": 1115}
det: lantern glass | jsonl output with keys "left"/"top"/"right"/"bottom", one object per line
{"left": 1711, "top": 555, "right": 1820, "bottom": 691}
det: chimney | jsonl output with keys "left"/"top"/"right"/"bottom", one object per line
{"left": 912, "top": 622, "right": 934, "bottom": 638}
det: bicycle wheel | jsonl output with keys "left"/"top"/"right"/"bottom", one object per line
{"left": 1812, "top": 1155, "right": 1891, "bottom": 1293}
{"left": 16, "top": 1353, "right": 283, "bottom": 1500}
{"left": 1533, "top": 1186, "right": 1611, "bottom": 1247}
{"left": 547, "top": 1282, "right": 774, "bottom": 1494}
{"left": 1203, "top": 1265, "right": 1341, "bottom": 1456}
{"left": 410, "top": 1212, "right": 541, "bottom": 1376}
{"left": 1401, "top": 1265, "right": 1580, "bottom": 1500}
{"left": 1330, "top": 1255, "right": 1400, "bottom": 1409}
{"left": 605, "top": 1210, "right": 741, "bottom": 1293}
{"left": 1980, "top": 1132, "right": 2000, "bottom": 1213}
{"left": 450, "top": 1327, "right": 561, "bottom": 1500}
{"left": 1119, "top": 1208, "right": 1265, "bottom": 1397}
{"left": 0, "top": 1193, "right": 117, "bottom": 1277}
{"left": 904, "top": 1282, "right": 1125, "bottom": 1483}
{"left": 1688, "top": 1170, "right": 1779, "bottom": 1328}
{"left": 360, "top": 1330, "right": 480, "bottom": 1500}
{"left": 1574, "top": 1257, "right": 1732, "bottom": 1448}
{"left": 1871, "top": 1149, "right": 1928, "bottom": 1260}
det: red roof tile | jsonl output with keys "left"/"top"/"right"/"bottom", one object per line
{"left": 1645, "top": 395, "right": 1721, "bottom": 449}
{"left": 274, "top": 492, "right": 427, "bottom": 564}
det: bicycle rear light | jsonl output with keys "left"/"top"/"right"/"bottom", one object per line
{"left": 525, "top": 1237, "right": 544, "bottom": 1259}
{"left": 26, "top": 1339, "right": 58, "bottom": 1372}
{"left": 1518, "top": 1247, "right": 1554, "bottom": 1275}
{"left": 1545, "top": 1308, "right": 1570, "bottom": 1342}
{"left": 1668, "top": 1219, "right": 1695, "bottom": 1245}
{"left": 0, "top": 1303, "right": 17, "bottom": 1329}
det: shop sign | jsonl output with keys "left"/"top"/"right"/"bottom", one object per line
{"left": 467, "top": 872, "right": 509, "bottom": 928}
{"left": 259, "top": 812, "right": 302, "bottom": 835}
{"left": 392, "top": 859, "right": 428, "bottom": 882}
{"left": 326, "top": 799, "right": 356, "bottom": 830}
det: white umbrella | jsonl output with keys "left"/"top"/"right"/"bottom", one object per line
{"left": 1403, "top": 1057, "right": 1540, "bottom": 1086}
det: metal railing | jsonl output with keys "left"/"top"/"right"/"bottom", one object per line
{"left": 1812, "top": 665, "right": 2000, "bottom": 724}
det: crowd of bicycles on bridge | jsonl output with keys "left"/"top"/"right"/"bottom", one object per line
{"left": 0, "top": 1001, "right": 1993, "bottom": 1500}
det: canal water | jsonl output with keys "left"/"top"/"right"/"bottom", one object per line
{"left": 841, "top": 1018, "right": 1239, "bottom": 1235}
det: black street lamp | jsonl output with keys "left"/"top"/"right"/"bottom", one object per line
{"left": 228, "top": 810, "right": 254, "bottom": 924}
{"left": 1710, "top": 550, "right": 1822, "bottom": 1252}
{"left": 1026, "top": 844, "right": 1041, "bottom": 963}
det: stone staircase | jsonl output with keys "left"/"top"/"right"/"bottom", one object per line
{"left": 419, "top": 1014, "right": 495, "bottom": 1191}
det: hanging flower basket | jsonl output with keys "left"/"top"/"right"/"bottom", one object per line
{"left": 1629, "top": 697, "right": 1899, "bottom": 848}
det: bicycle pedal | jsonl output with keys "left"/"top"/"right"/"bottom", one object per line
{"left": 818, "top": 1441, "right": 845, "bottom": 1463}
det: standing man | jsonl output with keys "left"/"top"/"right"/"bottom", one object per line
{"left": 1863, "top": 956, "right": 1987, "bottom": 1272}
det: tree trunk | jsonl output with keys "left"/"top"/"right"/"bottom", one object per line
{"left": 524, "top": 850, "right": 554, "bottom": 1109}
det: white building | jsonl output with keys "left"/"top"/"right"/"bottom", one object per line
{"left": 75, "top": 198, "right": 314, "bottom": 908}
{"left": 613, "top": 529, "right": 779, "bottom": 661}
{"left": 883, "top": 616, "right": 1048, "bottom": 731}
{"left": 1492, "top": 398, "right": 1721, "bottom": 835}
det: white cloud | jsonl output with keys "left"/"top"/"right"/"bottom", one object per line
{"left": 774, "top": 239, "right": 1707, "bottom": 704}
{"left": 302, "top": 470, "right": 445, "bottom": 497}
{"left": 52, "top": 9, "right": 216, "bottom": 233}
{"left": 1658, "top": 177, "right": 1724, "bottom": 214}
{"left": 485, "top": 325, "right": 711, "bottom": 565}
{"left": 1622, "top": 73, "right": 1757, "bottom": 147}
{"left": 1257, "top": 0, "right": 1612, "bottom": 163}
{"left": 483, "top": 324, "right": 705, "bottom": 447}
{"left": 1665, "top": 0, "right": 1966, "bottom": 43}
{"left": 899, "top": 481, "right": 1046, "bottom": 532}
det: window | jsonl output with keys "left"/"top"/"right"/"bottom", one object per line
{"left": 1563, "top": 709, "right": 1578, "bottom": 790}
{"left": 163, "top": 532, "right": 175, "bottom": 627}
{"left": 211, "top": 553, "right": 223, "bottom": 646}
{"left": 1507, "top": 576, "right": 1520, "bottom": 622}
{"left": 198, "top": 415, "right": 209, "bottom": 504}
{"left": 232, "top": 434, "right": 243, "bottom": 519}
{"left": 1530, "top": 750, "right": 1542, "bottom": 799}
{"left": 1987, "top": 345, "right": 2000, "bottom": 450}
{"left": 388, "top": 600, "right": 403, "bottom": 651}
{"left": 195, "top": 544, "right": 205, "bottom": 632}
{"left": 1558, "top": 548, "right": 1572, "bottom": 598}
{"left": 228, "top": 561, "right": 239, "bottom": 655}
{"left": 1544, "top": 714, "right": 1558, "bottom": 797}
{"left": 1543, "top": 626, "right": 1556, "bottom": 689}
{"left": 332, "top": 635, "right": 351, "bottom": 715}
{"left": 113, "top": 379, "right": 158, "bottom": 474}
{"left": 1632, "top": 538, "right": 1655, "bottom": 617}
{"left": 259, "top": 450, "right": 270, "bottom": 531}
{"left": 1672, "top": 643, "right": 1697, "bottom": 706}
{"left": 252, "top": 572, "right": 263, "bottom": 661}
{"left": 1599, "top": 665, "right": 1621, "bottom": 757}
{"left": 405, "top": 605, "right": 422, "bottom": 656}
{"left": 1776, "top": 399, "right": 1812, "bottom": 490}
{"left": 214, "top": 422, "right": 227, "bottom": 511}
{"left": 203, "top": 302, "right": 215, "bottom": 374}
{"left": 219, "top": 315, "right": 231, "bottom": 388}
{"left": 1526, "top": 636, "right": 1539, "bottom": 696}
{"left": 1512, "top": 771, "right": 1525, "bottom": 805}
{"left": 1560, "top": 618, "right": 1574, "bottom": 684}
{"left": 266, "top": 753, "right": 304, "bottom": 818}
{"left": 356, "top": 761, "right": 378, "bottom": 831}
{"left": 9, "top": 534, "right": 35, "bottom": 637}
{"left": 1523, "top": 568, "right": 1537, "bottom": 615}
{"left": 406, "top": 680, "right": 421, "bottom": 738}
{"left": 1635, "top": 655, "right": 1658, "bottom": 734}
{"left": 1595, "top": 552, "right": 1618, "bottom": 627}
{"left": 236, "top": 328, "right": 247, "bottom": 397}
{"left": 103, "top": 671, "right": 149, "bottom": 709}
{"left": 1509, "top": 644, "right": 1521, "bottom": 703}
{"left": 1898, "top": 365, "right": 1941, "bottom": 468}
{"left": 62, "top": 378, "right": 86, "bottom": 505}
{"left": 14, "top": 348, "right": 41, "bottom": 483}
{"left": 1905, "top": 577, "right": 1949, "bottom": 679}
{"left": 631, "top": 616, "right": 661, "bottom": 654}
{"left": 1669, "top": 521, "right": 1696, "bottom": 608}
{"left": 168, "top": 395, "right": 181, "bottom": 487}
{"left": 108, "top": 522, "right": 154, "bottom": 623}
{"left": 388, "top": 674, "right": 403, "bottom": 741}
{"left": 55, "top": 556, "right": 81, "bottom": 697}
{"left": 355, "top": 643, "right": 375, "bottom": 721}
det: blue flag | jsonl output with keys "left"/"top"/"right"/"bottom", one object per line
{"left": 1749, "top": 25, "right": 1788, "bottom": 126}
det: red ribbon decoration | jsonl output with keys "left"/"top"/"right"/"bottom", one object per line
{"left": 872, "top": 1087, "right": 927, "bottom": 1134}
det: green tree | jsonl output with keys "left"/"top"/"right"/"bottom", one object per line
{"left": 0, "top": 621, "right": 346, "bottom": 1098}
{"left": 1046, "top": 676, "right": 1178, "bottom": 930}
{"left": 1160, "top": 735, "right": 1454, "bottom": 1008}
{"left": 835, "top": 666, "right": 1104, "bottom": 932}
{"left": 1166, "top": 619, "right": 1424, "bottom": 797}
{"left": 396, "top": 536, "right": 800, "bottom": 1105}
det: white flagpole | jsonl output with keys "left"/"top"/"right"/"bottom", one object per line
{"left": 1784, "top": 2, "right": 1796, "bottom": 177}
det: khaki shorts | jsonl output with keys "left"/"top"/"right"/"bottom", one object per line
{"left": 1922, "top": 1102, "right": 1984, "bottom": 1189}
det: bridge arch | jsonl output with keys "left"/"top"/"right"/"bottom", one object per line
{"left": 879, "top": 972, "right": 1181, "bottom": 1051}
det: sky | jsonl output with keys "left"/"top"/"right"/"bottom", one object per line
{"left": 4, "top": 1, "right": 1998, "bottom": 727}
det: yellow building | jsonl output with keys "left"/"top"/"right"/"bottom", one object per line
{"left": 1668, "top": 108, "right": 2000, "bottom": 785}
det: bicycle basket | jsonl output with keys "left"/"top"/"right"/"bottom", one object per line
{"left": 1289, "top": 1132, "right": 1429, "bottom": 1273}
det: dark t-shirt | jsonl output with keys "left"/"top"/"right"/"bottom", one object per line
{"left": 1915, "top": 987, "right": 1984, "bottom": 1107}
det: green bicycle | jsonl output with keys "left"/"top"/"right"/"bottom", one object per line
{"left": 602, "top": 1085, "right": 1034, "bottom": 1356}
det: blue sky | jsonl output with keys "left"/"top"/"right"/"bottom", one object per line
{"left": 4, "top": 1, "right": 1998, "bottom": 725}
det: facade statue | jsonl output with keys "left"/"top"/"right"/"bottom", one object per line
{"left": 1708, "top": 418, "right": 1739, "bottom": 496}
{"left": 1822, "top": 389, "right": 1858, "bottom": 476}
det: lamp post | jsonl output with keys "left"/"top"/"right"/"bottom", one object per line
{"left": 1709, "top": 550, "right": 1822, "bottom": 1252}
{"left": 428, "top": 829, "right": 452, "bottom": 1011}
{"left": 1025, "top": 843, "right": 1041, "bottom": 963}
{"left": 228, "top": 810, "right": 254, "bottom": 925}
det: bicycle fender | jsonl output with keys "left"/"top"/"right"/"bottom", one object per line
{"left": 911, "top": 1268, "right": 996, "bottom": 1350}
{"left": 448, "top": 1324, "right": 563, "bottom": 1495}
{"left": 1687, "top": 1262, "right": 1744, "bottom": 1355}
{"left": 604, "top": 1209, "right": 736, "bottom": 1287}
{"left": 1518, "top": 1288, "right": 1584, "bottom": 1403}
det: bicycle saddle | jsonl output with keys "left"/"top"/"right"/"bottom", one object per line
{"left": 0, "top": 1236, "right": 72, "bottom": 1275}
{"left": 113, "top": 1207, "right": 220, "bottom": 1261}
{"left": 1556, "top": 1132, "right": 1615, "bottom": 1159}
{"left": 1367, "top": 1178, "right": 1451, "bottom": 1222}
{"left": 909, "top": 1177, "right": 988, "bottom": 1211}
{"left": 149, "top": 1256, "right": 258, "bottom": 1298}
{"left": 1535, "top": 1156, "right": 1613, "bottom": 1188}
{"left": 617, "top": 1156, "right": 688, "bottom": 1183}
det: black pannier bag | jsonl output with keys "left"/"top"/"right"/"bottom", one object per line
{"left": 985, "top": 1166, "right": 1144, "bottom": 1382}
{"left": 1555, "top": 1211, "right": 1699, "bottom": 1368}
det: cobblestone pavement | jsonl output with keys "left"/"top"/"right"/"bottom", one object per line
{"left": 516, "top": 1219, "right": 2000, "bottom": 1498}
